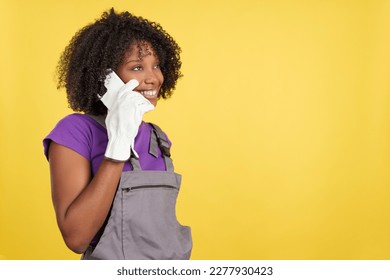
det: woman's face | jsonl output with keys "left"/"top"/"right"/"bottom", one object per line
{"left": 116, "top": 41, "right": 164, "bottom": 106}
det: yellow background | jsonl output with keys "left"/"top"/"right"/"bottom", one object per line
{"left": 0, "top": 0, "right": 389, "bottom": 259}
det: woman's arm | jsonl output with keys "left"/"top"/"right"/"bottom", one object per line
{"left": 49, "top": 75, "right": 152, "bottom": 254}
{"left": 49, "top": 142, "right": 124, "bottom": 254}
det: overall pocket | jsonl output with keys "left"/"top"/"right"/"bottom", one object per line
{"left": 120, "top": 172, "right": 192, "bottom": 259}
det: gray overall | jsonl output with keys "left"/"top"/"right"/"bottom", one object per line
{"left": 83, "top": 116, "right": 192, "bottom": 259}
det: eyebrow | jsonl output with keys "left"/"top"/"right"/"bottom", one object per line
{"left": 125, "top": 59, "right": 141, "bottom": 64}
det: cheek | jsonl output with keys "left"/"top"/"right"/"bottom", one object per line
{"left": 116, "top": 68, "right": 129, "bottom": 83}
{"left": 157, "top": 71, "right": 164, "bottom": 85}
{"left": 119, "top": 72, "right": 140, "bottom": 84}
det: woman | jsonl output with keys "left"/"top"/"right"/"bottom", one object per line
{"left": 43, "top": 8, "right": 192, "bottom": 260}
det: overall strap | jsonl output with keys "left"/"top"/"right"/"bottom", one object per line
{"left": 148, "top": 123, "right": 171, "bottom": 157}
{"left": 87, "top": 114, "right": 106, "bottom": 128}
{"left": 149, "top": 123, "right": 174, "bottom": 172}
{"left": 129, "top": 153, "right": 142, "bottom": 171}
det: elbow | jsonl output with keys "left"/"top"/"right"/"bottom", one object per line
{"left": 56, "top": 215, "right": 92, "bottom": 254}
{"left": 61, "top": 231, "right": 90, "bottom": 254}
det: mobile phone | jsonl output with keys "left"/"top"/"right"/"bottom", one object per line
{"left": 104, "top": 70, "right": 124, "bottom": 94}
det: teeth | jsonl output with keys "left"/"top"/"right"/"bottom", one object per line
{"left": 139, "top": 90, "right": 157, "bottom": 96}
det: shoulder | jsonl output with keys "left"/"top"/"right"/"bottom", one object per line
{"left": 56, "top": 113, "right": 104, "bottom": 130}
{"left": 49, "top": 113, "right": 106, "bottom": 137}
{"left": 43, "top": 113, "right": 105, "bottom": 160}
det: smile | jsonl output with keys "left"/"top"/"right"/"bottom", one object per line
{"left": 138, "top": 90, "right": 157, "bottom": 97}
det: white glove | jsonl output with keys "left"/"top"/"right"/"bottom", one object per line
{"left": 100, "top": 71, "right": 154, "bottom": 161}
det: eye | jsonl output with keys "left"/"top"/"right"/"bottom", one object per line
{"left": 154, "top": 64, "right": 161, "bottom": 69}
{"left": 132, "top": 65, "right": 143, "bottom": 71}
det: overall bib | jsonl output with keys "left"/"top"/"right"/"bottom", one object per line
{"left": 83, "top": 117, "right": 192, "bottom": 259}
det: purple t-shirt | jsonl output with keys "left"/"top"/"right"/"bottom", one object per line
{"left": 43, "top": 113, "right": 169, "bottom": 173}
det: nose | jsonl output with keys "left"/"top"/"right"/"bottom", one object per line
{"left": 143, "top": 69, "right": 158, "bottom": 85}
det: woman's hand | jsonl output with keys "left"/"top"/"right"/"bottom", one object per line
{"left": 101, "top": 72, "right": 154, "bottom": 160}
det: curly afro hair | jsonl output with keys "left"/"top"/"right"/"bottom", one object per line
{"left": 57, "top": 8, "right": 182, "bottom": 115}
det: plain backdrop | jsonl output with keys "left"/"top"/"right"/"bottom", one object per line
{"left": 0, "top": 0, "right": 389, "bottom": 259}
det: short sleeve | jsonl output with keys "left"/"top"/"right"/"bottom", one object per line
{"left": 43, "top": 114, "right": 93, "bottom": 161}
